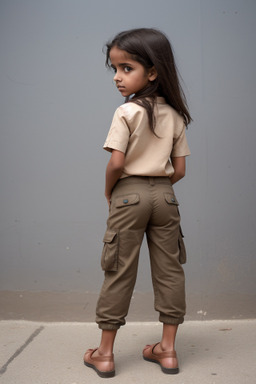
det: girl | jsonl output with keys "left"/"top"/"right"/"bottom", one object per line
{"left": 84, "top": 28, "right": 191, "bottom": 378}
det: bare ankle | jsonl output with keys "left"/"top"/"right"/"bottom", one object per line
{"left": 98, "top": 348, "right": 113, "bottom": 356}
{"left": 160, "top": 342, "right": 175, "bottom": 352}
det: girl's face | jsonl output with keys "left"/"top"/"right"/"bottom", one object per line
{"left": 109, "top": 46, "right": 156, "bottom": 97}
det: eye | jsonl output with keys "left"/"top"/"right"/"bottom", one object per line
{"left": 124, "top": 66, "right": 132, "bottom": 73}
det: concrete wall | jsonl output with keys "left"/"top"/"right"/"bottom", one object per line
{"left": 1, "top": 1, "right": 256, "bottom": 305}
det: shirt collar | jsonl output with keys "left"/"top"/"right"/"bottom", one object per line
{"left": 156, "top": 96, "right": 166, "bottom": 104}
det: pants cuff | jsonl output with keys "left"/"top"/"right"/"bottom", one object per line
{"left": 159, "top": 314, "right": 184, "bottom": 325}
{"left": 97, "top": 323, "right": 121, "bottom": 331}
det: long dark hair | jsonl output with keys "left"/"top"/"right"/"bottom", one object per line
{"left": 105, "top": 28, "right": 192, "bottom": 133}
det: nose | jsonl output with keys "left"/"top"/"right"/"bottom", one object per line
{"left": 113, "top": 70, "right": 121, "bottom": 83}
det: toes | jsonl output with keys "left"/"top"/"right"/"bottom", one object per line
{"left": 143, "top": 344, "right": 152, "bottom": 352}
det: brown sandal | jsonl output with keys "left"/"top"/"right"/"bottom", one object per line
{"left": 84, "top": 348, "right": 115, "bottom": 378}
{"left": 143, "top": 343, "right": 179, "bottom": 374}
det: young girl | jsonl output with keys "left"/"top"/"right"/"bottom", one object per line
{"left": 84, "top": 28, "right": 191, "bottom": 378}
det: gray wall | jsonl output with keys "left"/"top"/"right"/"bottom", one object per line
{"left": 1, "top": 1, "right": 256, "bottom": 300}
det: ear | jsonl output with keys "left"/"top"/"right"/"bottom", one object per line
{"left": 148, "top": 66, "right": 158, "bottom": 82}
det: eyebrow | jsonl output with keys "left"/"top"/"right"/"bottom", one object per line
{"left": 111, "top": 62, "right": 133, "bottom": 68}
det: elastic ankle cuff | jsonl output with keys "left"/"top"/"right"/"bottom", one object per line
{"left": 97, "top": 323, "right": 120, "bottom": 331}
{"left": 159, "top": 315, "right": 184, "bottom": 325}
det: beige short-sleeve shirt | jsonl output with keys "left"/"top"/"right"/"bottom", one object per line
{"left": 103, "top": 97, "right": 190, "bottom": 178}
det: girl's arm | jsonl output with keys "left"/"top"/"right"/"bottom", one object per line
{"left": 170, "top": 156, "right": 186, "bottom": 185}
{"left": 105, "top": 149, "right": 125, "bottom": 205}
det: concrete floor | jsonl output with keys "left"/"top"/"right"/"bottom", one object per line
{"left": 0, "top": 319, "right": 255, "bottom": 384}
{"left": 1, "top": 291, "right": 256, "bottom": 383}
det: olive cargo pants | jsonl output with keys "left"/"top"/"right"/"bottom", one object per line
{"left": 96, "top": 176, "right": 186, "bottom": 330}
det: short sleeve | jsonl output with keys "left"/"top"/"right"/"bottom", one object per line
{"left": 171, "top": 125, "right": 191, "bottom": 157}
{"left": 103, "top": 107, "right": 130, "bottom": 153}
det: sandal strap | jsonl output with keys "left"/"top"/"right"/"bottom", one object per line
{"left": 87, "top": 348, "right": 114, "bottom": 362}
{"left": 152, "top": 343, "right": 177, "bottom": 359}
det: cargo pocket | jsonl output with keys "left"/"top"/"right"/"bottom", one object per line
{"left": 164, "top": 192, "right": 179, "bottom": 206}
{"left": 101, "top": 229, "right": 119, "bottom": 271}
{"left": 178, "top": 226, "right": 187, "bottom": 264}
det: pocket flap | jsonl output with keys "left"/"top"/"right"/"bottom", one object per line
{"left": 164, "top": 193, "right": 179, "bottom": 205}
{"left": 115, "top": 193, "right": 139, "bottom": 208}
{"left": 103, "top": 229, "right": 117, "bottom": 243}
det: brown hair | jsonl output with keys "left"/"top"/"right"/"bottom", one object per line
{"left": 105, "top": 28, "right": 192, "bottom": 133}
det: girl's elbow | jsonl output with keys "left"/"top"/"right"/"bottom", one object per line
{"left": 180, "top": 169, "right": 186, "bottom": 179}
{"left": 110, "top": 150, "right": 125, "bottom": 172}
{"left": 175, "top": 169, "right": 186, "bottom": 182}
{"left": 115, "top": 164, "right": 124, "bottom": 173}
{"left": 110, "top": 159, "right": 125, "bottom": 172}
